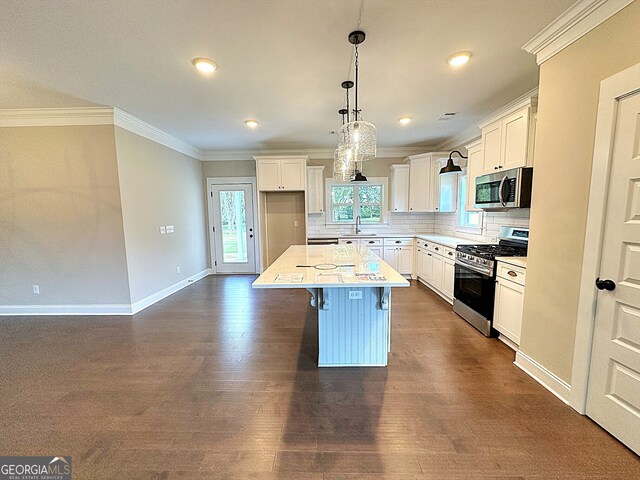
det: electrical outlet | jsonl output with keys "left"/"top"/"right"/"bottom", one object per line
{"left": 293, "top": 221, "right": 299, "bottom": 227}
{"left": 176, "top": 266, "right": 181, "bottom": 274}
{"left": 348, "top": 290, "right": 362, "bottom": 300}
{"left": 166, "top": 225, "right": 175, "bottom": 233}
{"left": 32, "top": 285, "right": 40, "bottom": 295}
{"left": 159, "top": 226, "right": 166, "bottom": 234}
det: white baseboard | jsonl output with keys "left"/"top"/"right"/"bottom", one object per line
{"left": 515, "top": 351, "right": 572, "bottom": 405}
{"left": 0, "top": 269, "right": 211, "bottom": 316}
{"left": 130, "top": 269, "right": 211, "bottom": 314}
{"left": 0, "top": 304, "right": 133, "bottom": 316}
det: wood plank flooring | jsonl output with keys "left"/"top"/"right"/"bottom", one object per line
{"left": 1, "top": 276, "right": 638, "bottom": 479}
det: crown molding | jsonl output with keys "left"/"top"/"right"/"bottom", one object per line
{"left": 0, "top": 107, "right": 114, "bottom": 127}
{"left": 478, "top": 88, "right": 539, "bottom": 129}
{"left": 202, "top": 146, "right": 434, "bottom": 161}
{"left": 0, "top": 107, "right": 203, "bottom": 160}
{"left": 113, "top": 108, "right": 202, "bottom": 159}
{"left": 522, "top": 0, "right": 634, "bottom": 65}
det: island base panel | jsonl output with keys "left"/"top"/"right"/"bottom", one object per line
{"left": 317, "top": 287, "right": 390, "bottom": 367}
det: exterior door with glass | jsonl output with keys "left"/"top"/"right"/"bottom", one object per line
{"left": 211, "top": 184, "right": 256, "bottom": 274}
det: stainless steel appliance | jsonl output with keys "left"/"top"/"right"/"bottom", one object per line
{"left": 475, "top": 167, "right": 533, "bottom": 210}
{"left": 453, "top": 226, "right": 529, "bottom": 336}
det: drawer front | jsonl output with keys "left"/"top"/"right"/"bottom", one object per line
{"left": 360, "top": 238, "right": 383, "bottom": 246}
{"left": 416, "top": 239, "right": 429, "bottom": 249}
{"left": 383, "top": 237, "right": 414, "bottom": 246}
{"left": 426, "top": 242, "right": 444, "bottom": 255}
{"left": 339, "top": 238, "right": 359, "bottom": 245}
{"left": 497, "top": 262, "right": 526, "bottom": 286}
{"left": 443, "top": 246, "right": 456, "bottom": 260}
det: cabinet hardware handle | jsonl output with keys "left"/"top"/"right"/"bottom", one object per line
{"left": 249, "top": 234, "right": 253, "bottom": 238}
{"left": 435, "top": 247, "right": 439, "bottom": 251}
{"left": 368, "top": 241, "right": 374, "bottom": 244}
{"left": 395, "top": 241, "right": 401, "bottom": 244}
{"left": 428, "top": 254, "right": 432, "bottom": 257}
{"left": 448, "top": 252, "right": 453, "bottom": 256}
{"left": 507, "top": 270, "right": 517, "bottom": 277}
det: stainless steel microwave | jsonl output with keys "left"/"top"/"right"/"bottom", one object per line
{"left": 474, "top": 167, "right": 533, "bottom": 210}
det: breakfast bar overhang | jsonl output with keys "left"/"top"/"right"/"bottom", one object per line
{"left": 252, "top": 244, "right": 410, "bottom": 367}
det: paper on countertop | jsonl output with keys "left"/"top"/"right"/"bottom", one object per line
{"left": 355, "top": 273, "right": 387, "bottom": 282}
{"left": 274, "top": 273, "right": 304, "bottom": 284}
{"left": 315, "top": 273, "right": 344, "bottom": 284}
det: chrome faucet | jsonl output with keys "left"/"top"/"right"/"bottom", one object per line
{"left": 355, "top": 215, "right": 362, "bottom": 234}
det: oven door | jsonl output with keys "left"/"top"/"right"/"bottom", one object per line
{"left": 454, "top": 262, "right": 496, "bottom": 320}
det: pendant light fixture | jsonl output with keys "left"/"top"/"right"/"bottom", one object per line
{"left": 333, "top": 108, "right": 356, "bottom": 181}
{"left": 337, "top": 30, "right": 377, "bottom": 163}
{"left": 440, "top": 150, "right": 466, "bottom": 175}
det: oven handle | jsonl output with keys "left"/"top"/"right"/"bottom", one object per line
{"left": 498, "top": 175, "right": 508, "bottom": 207}
{"left": 455, "top": 260, "right": 493, "bottom": 277}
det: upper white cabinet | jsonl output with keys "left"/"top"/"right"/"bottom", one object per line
{"left": 407, "top": 155, "right": 432, "bottom": 212}
{"left": 405, "top": 152, "right": 457, "bottom": 213}
{"left": 478, "top": 96, "right": 537, "bottom": 176}
{"left": 431, "top": 157, "right": 458, "bottom": 213}
{"left": 306, "top": 166, "right": 325, "bottom": 214}
{"left": 465, "top": 139, "right": 483, "bottom": 211}
{"left": 389, "top": 164, "right": 410, "bottom": 212}
{"left": 255, "top": 155, "right": 307, "bottom": 191}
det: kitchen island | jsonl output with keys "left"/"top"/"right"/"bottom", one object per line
{"left": 252, "top": 244, "right": 409, "bottom": 367}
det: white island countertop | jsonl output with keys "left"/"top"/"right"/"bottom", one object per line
{"left": 252, "top": 245, "right": 410, "bottom": 289}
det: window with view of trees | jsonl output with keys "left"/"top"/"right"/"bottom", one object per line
{"left": 330, "top": 183, "right": 383, "bottom": 224}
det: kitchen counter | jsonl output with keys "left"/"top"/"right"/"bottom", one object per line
{"left": 252, "top": 244, "right": 409, "bottom": 288}
{"left": 252, "top": 245, "right": 409, "bottom": 367}
{"left": 307, "top": 232, "right": 484, "bottom": 248}
{"left": 495, "top": 256, "right": 527, "bottom": 268}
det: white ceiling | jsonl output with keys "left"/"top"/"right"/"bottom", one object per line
{"left": 0, "top": 0, "right": 574, "bottom": 152}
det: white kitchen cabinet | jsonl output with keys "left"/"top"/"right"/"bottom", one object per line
{"left": 406, "top": 152, "right": 453, "bottom": 213}
{"left": 442, "top": 259, "right": 455, "bottom": 299}
{"left": 255, "top": 156, "right": 307, "bottom": 191}
{"left": 431, "top": 157, "right": 458, "bottom": 213}
{"left": 478, "top": 97, "right": 537, "bottom": 176}
{"left": 493, "top": 262, "right": 527, "bottom": 347}
{"left": 415, "top": 238, "right": 454, "bottom": 304}
{"left": 389, "top": 164, "right": 410, "bottom": 212}
{"left": 383, "top": 238, "right": 414, "bottom": 275}
{"left": 465, "top": 139, "right": 483, "bottom": 211}
{"left": 407, "top": 155, "right": 432, "bottom": 212}
{"left": 306, "top": 166, "right": 325, "bottom": 213}
{"left": 339, "top": 237, "right": 383, "bottom": 258}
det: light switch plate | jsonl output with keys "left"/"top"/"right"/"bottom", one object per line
{"left": 160, "top": 226, "right": 166, "bottom": 234}
{"left": 166, "top": 225, "right": 175, "bottom": 233}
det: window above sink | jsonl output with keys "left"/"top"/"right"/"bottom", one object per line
{"left": 325, "top": 178, "right": 388, "bottom": 226}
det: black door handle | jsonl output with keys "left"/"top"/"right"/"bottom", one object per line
{"left": 595, "top": 278, "right": 616, "bottom": 291}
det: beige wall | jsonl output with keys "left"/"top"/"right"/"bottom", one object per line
{"left": 202, "top": 160, "right": 256, "bottom": 178}
{"left": 0, "top": 125, "right": 131, "bottom": 305}
{"left": 115, "top": 127, "right": 208, "bottom": 303}
{"left": 520, "top": 1, "right": 640, "bottom": 382}
{"left": 264, "top": 191, "right": 306, "bottom": 265}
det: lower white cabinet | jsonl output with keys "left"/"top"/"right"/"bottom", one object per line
{"left": 415, "top": 239, "right": 454, "bottom": 303}
{"left": 338, "top": 237, "right": 383, "bottom": 258}
{"left": 383, "top": 238, "right": 414, "bottom": 275}
{"left": 493, "top": 262, "right": 526, "bottom": 347}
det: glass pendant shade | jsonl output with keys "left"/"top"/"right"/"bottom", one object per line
{"left": 337, "top": 120, "right": 377, "bottom": 161}
{"left": 333, "top": 146, "right": 355, "bottom": 181}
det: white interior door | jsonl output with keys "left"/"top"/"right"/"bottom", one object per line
{"left": 211, "top": 184, "right": 256, "bottom": 274}
{"left": 586, "top": 89, "right": 640, "bottom": 455}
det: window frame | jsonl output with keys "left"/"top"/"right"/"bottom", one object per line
{"left": 325, "top": 177, "right": 388, "bottom": 225}
{"left": 455, "top": 169, "right": 484, "bottom": 235}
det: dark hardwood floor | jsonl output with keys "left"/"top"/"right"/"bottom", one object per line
{"left": 1, "top": 276, "right": 638, "bottom": 479}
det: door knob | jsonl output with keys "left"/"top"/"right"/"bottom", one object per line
{"left": 595, "top": 278, "right": 616, "bottom": 291}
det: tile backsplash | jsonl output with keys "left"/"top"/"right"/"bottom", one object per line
{"left": 307, "top": 209, "right": 529, "bottom": 242}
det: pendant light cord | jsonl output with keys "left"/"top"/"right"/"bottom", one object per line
{"left": 354, "top": 44, "right": 359, "bottom": 121}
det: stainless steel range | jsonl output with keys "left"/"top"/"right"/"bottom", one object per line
{"left": 453, "top": 226, "right": 529, "bottom": 336}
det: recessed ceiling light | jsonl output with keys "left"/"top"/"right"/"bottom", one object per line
{"left": 398, "top": 116, "right": 413, "bottom": 125}
{"left": 447, "top": 52, "right": 472, "bottom": 67}
{"left": 192, "top": 57, "right": 217, "bottom": 74}
{"left": 245, "top": 119, "right": 259, "bottom": 129}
